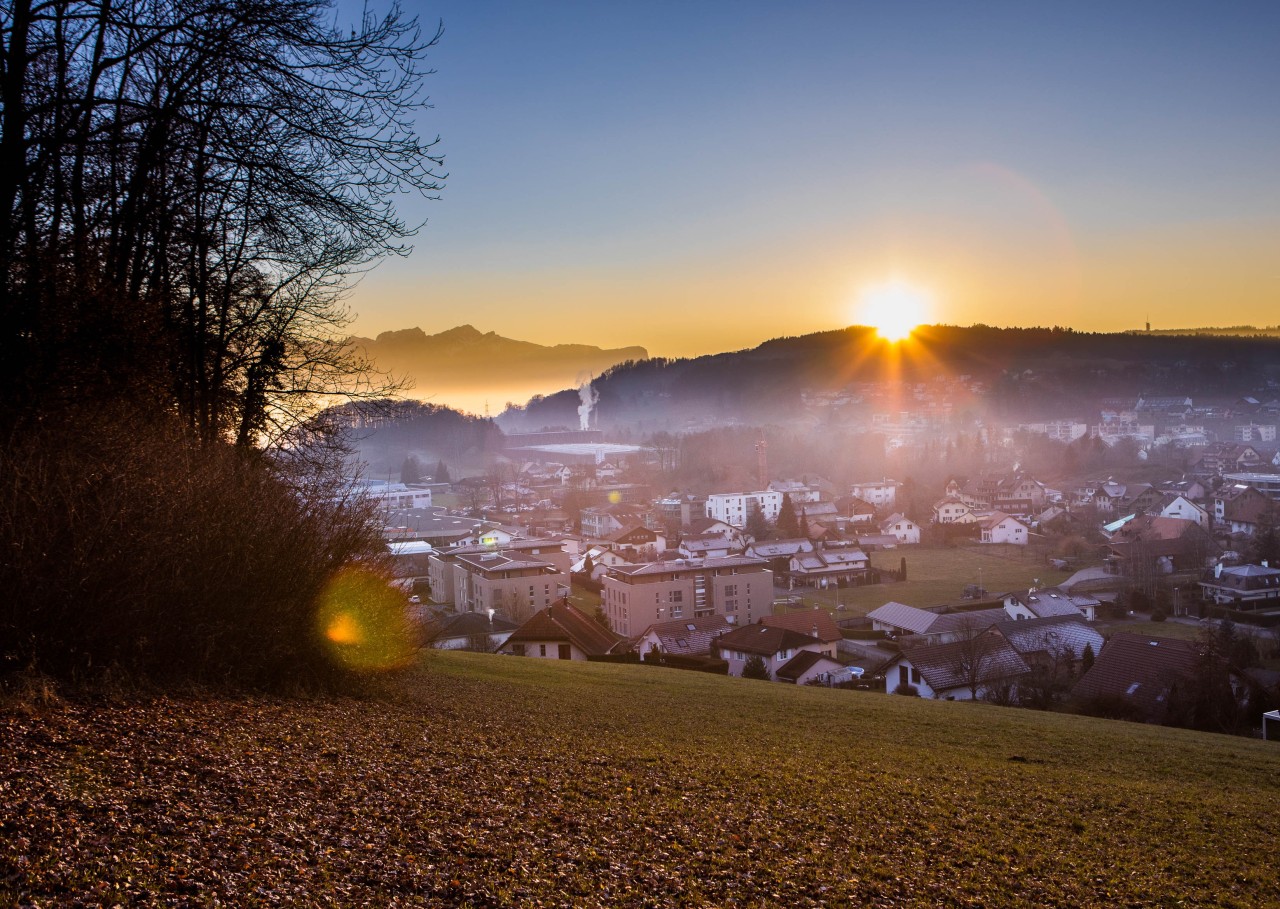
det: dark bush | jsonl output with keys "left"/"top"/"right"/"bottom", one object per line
{"left": 0, "top": 409, "right": 402, "bottom": 689}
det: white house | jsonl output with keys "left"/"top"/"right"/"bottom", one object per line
{"left": 713, "top": 623, "right": 827, "bottom": 678}
{"left": 932, "top": 496, "right": 978, "bottom": 524}
{"left": 879, "top": 513, "right": 920, "bottom": 544}
{"left": 887, "top": 636, "right": 1030, "bottom": 700}
{"left": 1002, "top": 587, "right": 1097, "bottom": 622}
{"left": 850, "top": 479, "right": 902, "bottom": 508}
{"left": 1159, "top": 495, "right": 1209, "bottom": 530}
{"left": 705, "top": 490, "right": 783, "bottom": 528}
{"left": 977, "top": 512, "right": 1028, "bottom": 545}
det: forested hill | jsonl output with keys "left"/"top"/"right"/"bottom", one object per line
{"left": 497, "top": 325, "right": 1280, "bottom": 431}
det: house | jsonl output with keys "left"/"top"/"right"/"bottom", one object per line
{"left": 677, "top": 534, "right": 742, "bottom": 560}
{"left": 976, "top": 511, "right": 1029, "bottom": 545}
{"left": 868, "top": 601, "right": 937, "bottom": 636}
{"left": 787, "top": 546, "right": 870, "bottom": 588}
{"left": 932, "top": 496, "right": 979, "bottom": 524}
{"left": 867, "top": 602, "right": 1008, "bottom": 642}
{"left": 571, "top": 546, "right": 636, "bottom": 582}
{"left": 607, "top": 525, "right": 666, "bottom": 560}
{"left": 1199, "top": 563, "right": 1280, "bottom": 610}
{"left": 1003, "top": 587, "right": 1098, "bottom": 622}
{"left": 581, "top": 503, "right": 651, "bottom": 538}
{"left": 836, "top": 495, "right": 878, "bottom": 525}
{"left": 761, "top": 611, "right": 844, "bottom": 658}
{"left": 1190, "top": 443, "right": 1265, "bottom": 477}
{"left": 427, "top": 538, "right": 570, "bottom": 609}
{"left": 1214, "top": 484, "right": 1277, "bottom": 536}
{"left": 634, "top": 614, "right": 736, "bottom": 661}
{"left": 1105, "top": 514, "right": 1217, "bottom": 576}
{"left": 705, "top": 490, "right": 783, "bottom": 528}
{"left": 1070, "top": 633, "right": 1200, "bottom": 722}
{"left": 774, "top": 650, "right": 847, "bottom": 686}
{"left": 712, "top": 622, "right": 827, "bottom": 678}
{"left": 427, "top": 611, "right": 519, "bottom": 652}
{"left": 746, "top": 537, "right": 816, "bottom": 578}
{"left": 879, "top": 513, "right": 920, "bottom": 544}
{"left": 887, "top": 633, "right": 1030, "bottom": 700}
{"left": 601, "top": 556, "right": 774, "bottom": 636}
{"left": 849, "top": 479, "right": 902, "bottom": 508}
{"left": 1159, "top": 494, "right": 1209, "bottom": 529}
{"left": 499, "top": 601, "right": 624, "bottom": 660}
{"left": 991, "top": 615, "right": 1105, "bottom": 668}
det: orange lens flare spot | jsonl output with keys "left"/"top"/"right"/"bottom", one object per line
{"left": 315, "top": 566, "right": 415, "bottom": 671}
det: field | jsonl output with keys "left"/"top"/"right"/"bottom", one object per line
{"left": 5, "top": 653, "right": 1279, "bottom": 907}
{"left": 783, "top": 544, "right": 1074, "bottom": 616}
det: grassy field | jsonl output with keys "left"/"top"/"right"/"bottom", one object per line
{"left": 782, "top": 544, "right": 1075, "bottom": 616}
{"left": 5, "top": 653, "right": 1279, "bottom": 906}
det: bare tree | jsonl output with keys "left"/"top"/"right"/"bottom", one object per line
{"left": 1, "top": 0, "right": 443, "bottom": 444}
{"left": 947, "top": 616, "right": 1001, "bottom": 700}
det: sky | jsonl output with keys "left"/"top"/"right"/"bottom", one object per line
{"left": 347, "top": 0, "right": 1280, "bottom": 359}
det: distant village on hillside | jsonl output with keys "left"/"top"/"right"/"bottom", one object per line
{"left": 357, "top": 381, "right": 1280, "bottom": 740}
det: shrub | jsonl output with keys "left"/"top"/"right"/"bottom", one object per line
{"left": 742, "top": 655, "right": 772, "bottom": 681}
{"left": 893, "top": 682, "right": 920, "bottom": 697}
{"left": 0, "top": 409, "right": 399, "bottom": 689}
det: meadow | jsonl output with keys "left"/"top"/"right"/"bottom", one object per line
{"left": 5, "top": 652, "right": 1278, "bottom": 906}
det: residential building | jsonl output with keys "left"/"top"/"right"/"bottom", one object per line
{"left": 880, "top": 513, "right": 920, "bottom": 544}
{"left": 499, "top": 602, "right": 623, "bottom": 661}
{"left": 849, "top": 479, "right": 902, "bottom": 508}
{"left": 634, "top": 614, "right": 735, "bottom": 661}
{"left": 774, "top": 650, "right": 847, "bottom": 685}
{"left": 1159, "top": 494, "right": 1209, "bottom": 529}
{"left": 1214, "top": 484, "right": 1277, "bottom": 536}
{"left": 761, "top": 611, "right": 844, "bottom": 658}
{"left": 887, "top": 634, "right": 1030, "bottom": 700}
{"left": 447, "top": 551, "right": 568, "bottom": 618}
{"left": 713, "top": 623, "right": 827, "bottom": 678}
{"left": 932, "top": 496, "right": 978, "bottom": 524}
{"left": 426, "top": 612, "right": 519, "bottom": 652}
{"left": 601, "top": 556, "right": 774, "bottom": 637}
{"left": 1199, "top": 563, "right": 1280, "bottom": 610}
{"left": 1070, "top": 633, "right": 1200, "bottom": 723}
{"left": 977, "top": 512, "right": 1029, "bottom": 545}
{"left": 705, "top": 490, "right": 783, "bottom": 528}
{"left": 787, "top": 546, "right": 871, "bottom": 587}
{"left": 427, "top": 538, "right": 570, "bottom": 606}
{"left": 1002, "top": 587, "right": 1098, "bottom": 622}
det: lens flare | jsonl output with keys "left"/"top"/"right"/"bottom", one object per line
{"left": 315, "top": 567, "right": 415, "bottom": 671}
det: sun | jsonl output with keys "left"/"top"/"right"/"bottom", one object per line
{"left": 858, "top": 280, "right": 933, "bottom": 342}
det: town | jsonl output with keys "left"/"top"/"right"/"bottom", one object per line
{"left": 365, "top": 382, "right": 1280, "bottom": 739}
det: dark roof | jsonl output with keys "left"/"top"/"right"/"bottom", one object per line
{"left": 761, "top": 611, "right": 843, "bottom": 644}
{"left": 641, "top": 615, "right": 735, "bottom": 656}
{"left": 775, "top": 650, "right": 840, "bottom": 682}
{"left": 432, "top": 611, "right": 520, "bottom": 641}
{"left": 1201, "top": 563, "right": 1280, "bottom": 592}
{"left": 714, "top": 623, "right": 821, "bottom": 657}
{"left": 925, "top": 608, "right": 1011, "bottom": 636}
{"left": 1070, "top": 633, "right": 1199, "bottom": 720}
{"left": 900, "top": 635, "right": 1030, "bottom": 693}
{"left": 504, "top": 602, "right": 621, "bottom": 656}
{"left": 992, "top": 615, "right": 1104, "bottom": 661}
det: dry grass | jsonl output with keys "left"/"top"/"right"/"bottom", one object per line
{"left": 4, "top": 652, "right": 1279, "bottom": 907}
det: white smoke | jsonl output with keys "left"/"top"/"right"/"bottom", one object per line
{"left": 577, "top": 380, "right": 598, "bottom": 431}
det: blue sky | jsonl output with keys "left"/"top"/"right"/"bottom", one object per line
{"left": 348, "top": 1, "right": 1280, "bottom": 356}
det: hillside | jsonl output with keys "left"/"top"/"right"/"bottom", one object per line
{"left": 497, "top": 324, "right": 1280, "bottom": 431}
{"left": 348, "top": 325, "right": 648, "bottom": 415}
{"left": 5, "top": 653, "right": 1278, "bottom": 906}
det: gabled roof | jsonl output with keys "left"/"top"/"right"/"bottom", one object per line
{"left": 432, "top": 611, "right": 520, "bottom": 641}
{"left": 747, "top": 538, "right": 815, "bottom": 558}
{"left": 992, "top": 615, "right": 1104, "bottom": 661}
{"left": 641, "top": 614, "right": 735, "bottom": 656}
{"left": 867, "top": 601, "right": 937, "bottom": 635}
{"left": 504, "top": 602, "right": 622, "bottom": 656}
{"left": 900, "top": 636, "right": 1030, "bottom": 694}
{"left": 1108, "top": 514, "right": 1203, "bottom": 543}
{"left": 977, "top": 511, "right": 1023, "bottom": 530}
{"left": 761, "top": 611, "right": 843, "bottom": 645}
{"left": 775, "top": 650, "right": 842, "bottom": 682}
{"left": 714, "top": 623, "right": 821, "bottom": 657}
{"left": 1006, "top": 587, "right": 1091, "bottom": 619}
{"left": 687, "top": 517, "right": 737, "bottom": 536}
{"left": 925, "top": 608, "right": 1010, "bottom": 636}
{"left": 1071, "top": 633, "right": 1200, "bottom": 719}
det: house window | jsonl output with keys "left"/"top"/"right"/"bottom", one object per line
{"left": 725, "top": 599, "right": 737, "bottom": 612}
{"left": 539, "top": 644, "right": 547, "bottom": 657}
{"left": 725, "top": 584, "right": 737, "bottom": 597}
{"left": 512, "top": 644, "right": 526, "bottom": 657}
{"left": 911, "top": 667, "right": 921, "bottom": 684}
{"left": 669, "top": 590, "right": 683, "bottom": 603}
